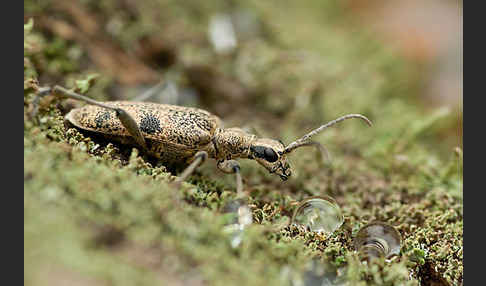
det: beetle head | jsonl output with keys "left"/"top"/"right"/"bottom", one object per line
{"left": 249, "top": 138, "right": 291, "bottom": 181}
{"left": 247, "top": 114, "right": 372, "bottom": 182}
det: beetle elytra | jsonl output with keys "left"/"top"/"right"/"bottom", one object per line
{"left": 35, "top": 84, "right": 372, "bottom": 195}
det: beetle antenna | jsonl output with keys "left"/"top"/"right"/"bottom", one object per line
{"left": 284, "top": 114, "right": 372, "bottom": 154}
{"left": 284, "top": 140, "right": 332, "bottom": 165}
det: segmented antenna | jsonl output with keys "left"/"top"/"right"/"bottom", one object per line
{"left": 284, "top": 114, "right": 372, "bottom": 154}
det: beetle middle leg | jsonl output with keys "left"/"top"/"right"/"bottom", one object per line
{"left": 217, "top": 160, "right": 244, "bottom": 197}
{"left": 36, "top": 85, "right": 148, "bottom": 151}
{"left": 175, "top": 151, "right": 209, "bottom": 183}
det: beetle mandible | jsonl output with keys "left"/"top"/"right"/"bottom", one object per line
{"left": 35, "top": 84, "right": 372, "bottom": 195}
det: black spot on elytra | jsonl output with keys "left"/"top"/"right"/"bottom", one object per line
{"left": 95, "top": 111, "right": 112, "bottom": 129}
{"left": 140, "top": 112, "right": 162, "bottom": 134}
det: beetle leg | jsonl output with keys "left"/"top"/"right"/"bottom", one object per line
{"left": 217, "top": 160, "right": 244, "bottom": 197}
{"left": 29, "top": 86, "right": 55, "bottom": 120}
{"left": 175, "top": 151, "right": 208, "bottom": 183}
{"left": 133, "top": 80, "right": 171, "bottom": 103}
{"left": 110, "top": 107, "right": 147, "bottom": 150}
{"left": 38, "top": 85, "right": 148, "bottom": 150}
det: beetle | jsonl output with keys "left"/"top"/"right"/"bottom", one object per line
{"left": 34, "top": 84, "right": 372, "bottom": 195}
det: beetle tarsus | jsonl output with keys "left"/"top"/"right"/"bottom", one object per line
{"left": 30, "top": 86, "right": 54, "bottom": 120}
{"left": 217, "top": 160, "right": 244, "bottom": 196}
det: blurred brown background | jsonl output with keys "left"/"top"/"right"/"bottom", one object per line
{"left": 348, "top": 0, "right": 462, "bottom": 108}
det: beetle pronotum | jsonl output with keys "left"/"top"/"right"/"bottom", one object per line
{"left": 34, "top": 84, "right": 372, "bottom": 195}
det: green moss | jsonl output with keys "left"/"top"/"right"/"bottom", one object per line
{"left": 25, "top": 1, "right": 462, "bottom": 285}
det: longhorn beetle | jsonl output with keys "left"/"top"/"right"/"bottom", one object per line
{"left": 34, "top": 84, "right": 372, "bottom": 195}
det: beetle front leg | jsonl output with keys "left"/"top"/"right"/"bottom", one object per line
{"left": 217, "top": 160, "right": 244, "bottom": 197}
{"left": 175, "top": 151, "right": 208, "bottom": 183}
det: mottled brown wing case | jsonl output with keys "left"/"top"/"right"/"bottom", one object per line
{"left": 66, "top": 101, "right": 221, "bottom": 149}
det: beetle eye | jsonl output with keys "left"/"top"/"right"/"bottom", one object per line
{"left": 264, "top": 148, "right": 278, "bottom": 162}
{"left": 251, "top": 146, "right": 279, "bottom": 162}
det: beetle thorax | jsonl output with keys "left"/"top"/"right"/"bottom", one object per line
{"left": 209, "top": 128, "right": 257, "bottom": 160}
{"left": 209, "top": 128, "right": 291, "bottom": 181}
